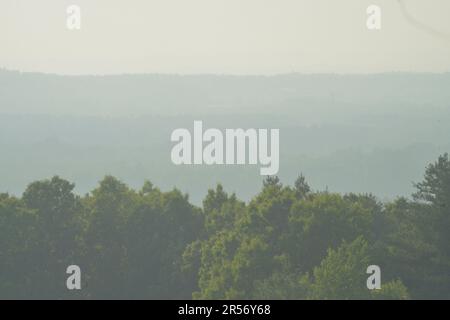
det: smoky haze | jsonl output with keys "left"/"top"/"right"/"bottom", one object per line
{"left": 1, "top": 70, "right": 450, "bottom": 203}
{"left": 1, "top": 0, "right": 450, "bottom": 302}
{"left": 1, "top": 1, "right": 450, "bottom": 202}
{"left": 1, "top": 0, "right": 450, "bottom": 75}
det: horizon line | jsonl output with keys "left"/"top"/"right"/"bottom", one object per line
{"left": 2, "top": 67, "right": 450, "bottom": 78}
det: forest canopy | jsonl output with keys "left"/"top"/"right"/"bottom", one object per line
{"left": 1, "top": 154, "right": 449, "bottom": 299}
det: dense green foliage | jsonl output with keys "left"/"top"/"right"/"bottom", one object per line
{"left": 1, "top": 155, "right": 450, "bottom": 299}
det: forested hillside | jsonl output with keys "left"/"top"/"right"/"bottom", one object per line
{"left": 2, "top": 70, "right": 450, "bottom": 203}
{"left": 1, "top": 154, "right": 449, "bottom": 299}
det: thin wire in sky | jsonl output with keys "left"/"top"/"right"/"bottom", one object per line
{"left": 398, "top": 0, "right": 450, "bottom": 44}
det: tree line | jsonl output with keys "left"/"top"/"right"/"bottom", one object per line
{"left": 1, "top": 154, "right": 449, "bottom": 299}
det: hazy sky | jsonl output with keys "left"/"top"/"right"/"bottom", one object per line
{"left": 1, "top": 0, "right": 450, "bottom": 75}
